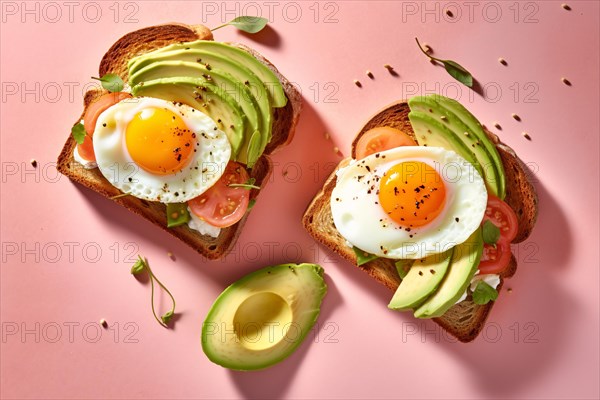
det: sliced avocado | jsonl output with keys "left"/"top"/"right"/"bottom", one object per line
{"left": 132, "top": 77, "right": 246, "bottom": 161}
{"left": 408, "top": 95, "right": 505, "bottom": 198}
{"left": 432, "top": 95, "right": 505, "bottom": 198}
{"left": 388, "top": 248, "right": 453, "bottom": 311}
{"left": 130, "top": 61, "right": 269, "bottom": 165}
{"left": 201, "top": 263, "right": 327, "bottom": 371}
{"left": 408, "top": 96, "right": 502, "bottom": 198}
{"left": 128, "top": 40, "right": 287, "bottom": 108}
{"left": 408, "top": 111, "right": 484, "bottom": 178}
{"left": 414, "top": 229, "right": 483, "bottom": 318}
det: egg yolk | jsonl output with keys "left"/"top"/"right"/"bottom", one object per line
{"left": 378, "top": 161, "right": 446, "bottom": 227}
{"left": 125, "top": 108, "right": 195, "bottom": 175}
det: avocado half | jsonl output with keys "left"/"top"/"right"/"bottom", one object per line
{"left": 201, "top": 263, "right": 327, "bottom": 371}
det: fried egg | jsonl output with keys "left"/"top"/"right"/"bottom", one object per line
{"left": 93, "top": 97, "right": 231, "bottom": 203}
{"left": 330, "top": 146, "right": 487, "bottom": 259}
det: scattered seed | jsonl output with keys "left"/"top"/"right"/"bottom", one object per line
{"left": 324, "top": 132, "right": 330, "bottom": 140}
{"left": 445, "top": 9, "right": 454, "bottom": 17}
{"left": 561, "top": 77, "right": 572, "bottom": 86}
{"left": 493, "top": 122, "right": 502, "bottom": 130}
{"left": 507, "top": 288, "right": 513, "bottom": 293}
{"left": 522, "top": 132, "right": 532, "bottom": 141}
{"left": 366, "top": 70, "right": 374, "bottom": 79}
{"left": 167, "top": 251, "right": 175, "bottom": 260}
{"left": 561, "top": 3, "right": 571, "bottom": 11}
{"left": 498, "top": 57, "right": 507, "bottom": 66}
{"left": 422, "top": 43, "right": 432, "bottom": 53}
{"left": 463, "top": 132, "right": 470, "bottom": 136}
{"left": 99, "top": 319, "right": 108, "bottom": 328}
{"left": 30, "top": 159, "right": 37, "bottom": 168}
{"left": 440, "top": 115, "right": 448, "bottom": 121}
{"left": 511, "top": 113, "right": 521, "bottom": 121}
{"left": 383, "top": 64, "right": 398, "bottom": 76}
{"left": 353, "top": 79, "right": 362, "bottom": 88}
{"left": 333, "top": 146, "right": 341, "bottom": 155}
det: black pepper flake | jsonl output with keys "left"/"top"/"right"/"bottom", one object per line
{"left": 102, "top": 123, "right": 106, "bottom": 127}
{"left": 418, "top": 271, "right": 423, "bottom": 276}
{"left": 455, "top": 217, "right": 460, "bottom": 222}
{"left": 430, "top": 269, "right": 436, "bottom": 274}
{"left": 394, "top": 187, "right": 399, "bottom": 195}
{"left": 365, "top": 166, "right": 371, "bottom": 172}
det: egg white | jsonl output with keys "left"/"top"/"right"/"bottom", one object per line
{"left": 330, "top": 146, "right": 487, "bottom": 259}
{"left": 93, "top": 97, "right": 231, "bottom": 203}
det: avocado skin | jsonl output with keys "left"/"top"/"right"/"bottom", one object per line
{"left": 413, "top": 229, "right": 483, "bottom": 318}
{"left": 201, "top": 263, "right": 327, "bottom": 371}
{"left": 388, "top": 248, "right": 453, "bottom": 311}
{"left": 408, "top": 95, "right": 506, "bottom": 199}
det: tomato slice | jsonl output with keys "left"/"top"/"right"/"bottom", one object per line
{"left": 355, "top": 127, "right": 417, "bottom": 159}
{"left": 188, "top": 162, "right": 251, "bottom": 228}
{"left": 484, "top": 195, "right": 519, "bottom": 243}
{"left": 78, "top": 91, "right": 132, "bottom": 162}
{"left": 478, "top": 196, "right": 519, "bottom": 274}
{"left": 479, "top": 239, "right": 512, "bottom": 274}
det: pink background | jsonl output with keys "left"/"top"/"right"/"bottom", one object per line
{"left": 1, "top": 1, "right": 599, "bottom": 399}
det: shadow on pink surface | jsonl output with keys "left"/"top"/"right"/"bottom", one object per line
{"left": 238, "top": 24, "right": 282, "bottom": 49}
{"left": 325, "top": 168, "right": 576, "bottom": 397}
{"left": 433, "top": 177, "right": 576, "bottom": 397}
{"left": 69, "top": 94, "right": 339, "bottom": 284}
{"left": 227, "top": 273, "right": 342, "bottom": 398}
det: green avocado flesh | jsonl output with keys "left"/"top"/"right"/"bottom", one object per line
{"left": 408, "top": 95, "right": 506, "bottom": 199}
{"left": 413, "top": 229, "right": 483, "bottom": 318}
{"left": 388, "top": 248, "right": 454, "bottom": 311}
{"left": 201, "top": 263, "right": 327, "bottom": 371}
{"left": 127, "top": 40, "right": 287, "bottom": 167}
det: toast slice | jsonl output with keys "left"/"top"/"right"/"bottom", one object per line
{"left": 57, "top": 23, "right": 302, "bottom": 259}
{"left": 302, "top": 101, "right": 538, "bottom": 342}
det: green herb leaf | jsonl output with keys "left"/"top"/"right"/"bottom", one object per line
{"left": 91, "top": 73, "right": 124, "bottom": 92}
{"left": 482, "top": 220, "right": 501, "bottom": 245}
{"left": 442, "top": 60, "right": 473, "bottom": 87}
{"left": 161, "top": 310, "right": 174, "bottom": 325}
{"left": 132, "top": 255, "right": 177, "bottom": 328}
{"left": 247, "top": 198, "right": 256, "bottom": 210}
{"left": 472, "top": 281, "right": 499, "bottom": 305}
{"left": 71, "top": 122, "right": 86, "bottom": 145}
{"left": 212, "top": 16, "right": 268, "bottom": 33}
{"left": 166, "top": 203, "right": 190, "bottom": 228}
{"left": 229, "top": 177, "right": 260, "bottom": 190}
{"left": 352, "top": 246, "right": 379, "bottom": 266}
{"left": 395, "top": 259, "right": 414, "bottom": 280}
{"left": 415, "top": 37, "right": 474, "bottom": 88}
{"left": 131, "top": 256, "right": 147, "bottom": 275}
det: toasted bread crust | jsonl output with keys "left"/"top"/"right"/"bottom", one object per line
{"left": 303, "top": 100, "right": 538, "bottom": 342}
{"left": 57, "top": 23, "right": 301, "bottom": 259}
